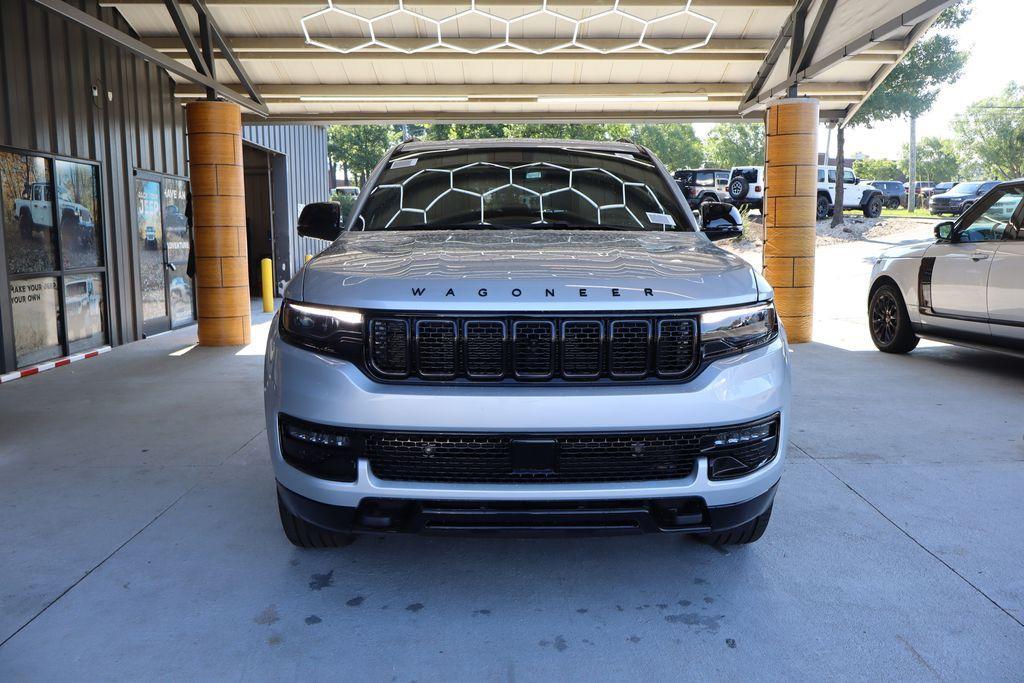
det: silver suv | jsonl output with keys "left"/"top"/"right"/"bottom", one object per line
{"left": 264, "top": 139, "right": 790, "bottom": 547}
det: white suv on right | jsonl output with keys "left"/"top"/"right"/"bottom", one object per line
{"left": 817, "top": 166, "right": 884, "bottom": 219}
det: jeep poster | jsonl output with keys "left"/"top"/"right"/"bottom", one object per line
{"left": 0, "top": 151, "right": 58, "bottom": 274}
{"left": 8, "top": 276, "right": 61, "bottom": 366}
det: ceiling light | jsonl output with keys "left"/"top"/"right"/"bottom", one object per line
{"left": 299, "top": 96, "right": 469, "bottom": 103}
{"left": 537, "top": 95, "right": 710, "bottom": 104}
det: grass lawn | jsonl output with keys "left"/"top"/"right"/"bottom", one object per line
{"left": 880, "top": 207, "right": 936, "bottom": 219}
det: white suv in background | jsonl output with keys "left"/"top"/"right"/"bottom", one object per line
{"left": 817, "top": 166, "right": 884, "bottom": 219}
{"left": 728, "top": 167, "right": 764, "bottom": 211}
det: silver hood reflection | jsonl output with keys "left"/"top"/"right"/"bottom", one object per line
{"left": 294, "top": 230, "right": 766, "bottom": 312}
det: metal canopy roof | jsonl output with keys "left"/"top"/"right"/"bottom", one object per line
{"left": 79, "top": 0, "right": 955, "bottom": 124}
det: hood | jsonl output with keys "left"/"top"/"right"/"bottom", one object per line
{"left": 880, "top": 240, "right": 933, "bottom": 260}
{"left": 295, "top": 230, "right": 763, "bottom": 312}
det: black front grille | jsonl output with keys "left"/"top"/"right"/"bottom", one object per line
{"left": 367, "top": 313, "right": 699, "bottom": 382}
{"left": 365, "top": 417, "right": 779, "bottom": 484}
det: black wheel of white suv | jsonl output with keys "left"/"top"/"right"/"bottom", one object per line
{"left": 278, "top": 493, "right": 356, "bottom": 549}
{"left": 698, "top": 504, "right": 772, "bottom": 545}
{"left": 869, "top": 283, "right": 919, "bottom": 353}
{"left": 816, "top": 194, "right": 831, "bottom": 220}
{"left": 863, "top": 194, "right": 883, "bottom": 218}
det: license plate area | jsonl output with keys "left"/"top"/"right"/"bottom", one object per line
{"left": 510, "top": 439, "right": 558, "bottom": 474}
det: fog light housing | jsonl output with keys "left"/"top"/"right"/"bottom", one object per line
{"left": 701, "top": 416, "right": 780, "bottom": 481}
{"left": 279, "top": 415, "right": 361, "bottom": 482}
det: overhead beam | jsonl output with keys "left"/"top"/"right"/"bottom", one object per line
{"left": 103, "top": 0, "right": 792, "bottom": 7}
{"left": 161, "top": 0, "right": 210, "bottom": 77}
{"left": 740, "top": 0, "right": 813, "bottom": 107}
{"left": 243, "top": 109, "right": 854, "bottom": 125}
{"left": 743, "top": 0, "right": 957, "bottom": 113}
{"left": 792, "top": 0, "right": 838, "bottom": 75}
{"left": 191, "top": 0, "right": 265, "bottom": 105}
{"left": 26, "top": 0, "right": 268, "bottom": 115}
{"left": 174, "top": 82, "right": 870, "bottom": 99}
{"left": 145, "top": 37, "right": 777, "bottom": 54}
{"left": 742, "top": 0, "right": 958, "bottom": 114}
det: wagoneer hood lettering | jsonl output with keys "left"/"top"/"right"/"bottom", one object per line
{"left": 297, "top": 230, "right": 761, "bottom": 311}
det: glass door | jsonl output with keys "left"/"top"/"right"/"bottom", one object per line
{"left": 135, "top": 176, "right": 169, "bottom": 335}
{"left": 163, "top": 178, "right": 194, "bottom": 328}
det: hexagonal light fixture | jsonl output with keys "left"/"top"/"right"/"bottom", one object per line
{"left": 301, "top": 0, "right": 717, "bottom": 56}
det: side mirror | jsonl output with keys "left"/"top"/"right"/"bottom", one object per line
{"left": 700, "top": 201, "right": 743, "bottom": 241}
{"left": 298, "top": 202, "right": 342, "bottom": 241}
{"left": 934, "top": 221, "right": 955, "bottom": 241}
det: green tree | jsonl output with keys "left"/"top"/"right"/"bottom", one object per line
{"left": 421, "top": 123, "right": 507, "bottom": 140}
{"left": 852, "top": 157, "right": 904, "bottom": 182}
{"left": 630, "top": 124, "right": 703, "bottom": 171}
{"left": 898, "top": 136, "right": 960, "bottom": 182}
{"left": 702, "top": 123, "right": 765, "bottom": 168}
{"left": 953, "top": 83, "right": 1024, "bottom": 179}
{"left": 326, "top": 125, "right": 398, "bottom": 185}
{"left": 502, "top": 123, "right": 633, "bottom": 141}
{"left": 849, "top": 2, "right": 972, "bottom": 210}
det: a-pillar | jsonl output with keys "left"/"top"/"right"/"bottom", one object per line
{"left": 762, "top": 98, "right": 819, "bottom": 343}
{"left": 186, "top": 101, "right": 250, "bottom": 346}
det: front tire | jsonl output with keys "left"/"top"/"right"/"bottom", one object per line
{"left": 699, "top": 505, "right": 772, "bottom": 545}
{"left": 863, "top": 195, "right": 883, "bottom": 218}
{"left": 869, "top": 283, "right": 919, "bottom": 353}
{"left": 278, "top": 493, "right": 356, "bottom": 548}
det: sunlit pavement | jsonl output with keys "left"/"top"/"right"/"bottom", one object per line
{"left": 2, "top": 233, "right": 1023, "bottom": 679}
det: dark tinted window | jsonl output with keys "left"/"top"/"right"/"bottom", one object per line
{"left": 357, "top": 147, "right": 692, "bottom": 232}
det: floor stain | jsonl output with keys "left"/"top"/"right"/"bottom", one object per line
{"left": 305, "top": 615, "right": 322, "bottom": 625}
{"left": 406, "top": 603, "right": 425, "bottom": 613}
{"left": 627, "top": 635, "right": 641, "bottom": 643}
{"left": 308, "top": 570, "right": 334, "bottom": 591}
{"left": 253, "top": 605, "right": 280, "bottom": 626}
{"left": 693, "top": 578, "right": 707, "bottom": 585}
{"left": 267, "top": 634, "right": 282, "bottom": 646}
{"left": 704, "top": 597, "right": 715, "bottom": 604}
{"left": 346, "top": 596, "right": 365, "bottom": 607}
{"left": 576, "top": 608, "right": 588, "bottom": 614}
{"left": 726, "top": 638, "right": 737, "bottom": 649}
{"left": 473, "top": 609, "right": 492, "bottom": 616}
{"left": 539, "top": 636, "right": 569, "bottom": 652}
{"left": 664, "top": 612, "right": 724, "bottom": 633}
{"left": 678, "top": 599, "right": 692, "bottom": 607}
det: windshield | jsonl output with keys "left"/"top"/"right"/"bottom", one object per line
{"left": 951, "top": 182, "right": 982, "bottom": 194}
{"left": 353, "top": 146, "right": 693, "bottom": 232}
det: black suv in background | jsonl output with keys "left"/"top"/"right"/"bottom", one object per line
{"left": 929, "top": 181, "right": 1001, "bottom": 216}
{"left": 866, "top": 181, "right": 905, "bottom": 209}
{"left": 674, "top": 168, "right": 731, "bottom": 208}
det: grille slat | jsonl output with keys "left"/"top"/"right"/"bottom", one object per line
{"left": 368, "top": 314, "right": 698, "bottom": 382}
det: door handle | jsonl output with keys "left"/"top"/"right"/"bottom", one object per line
{"left": 165, "top": 262, "right": 177, "bottom": 271}
{"left": 971, "top": 253, "right": 990, "bottom": 261}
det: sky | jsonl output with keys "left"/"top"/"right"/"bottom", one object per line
{"left": 694, "top": 0, "right": 1019, "bottom": 162}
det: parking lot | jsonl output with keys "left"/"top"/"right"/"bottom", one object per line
{"left": 1, "top": 223, "right": 1022, "bottom": 679}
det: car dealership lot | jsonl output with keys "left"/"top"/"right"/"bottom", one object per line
{"left": 1, "top": 227, "right": 1022, "bottom": 680}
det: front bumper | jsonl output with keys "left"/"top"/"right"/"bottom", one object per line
{"left": 264, "top": 322, "right": 790, "bottom": 528}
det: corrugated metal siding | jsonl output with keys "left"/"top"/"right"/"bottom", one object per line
{"left": 0, "top": 0, "right": 188, "bottom": 347}
{"left": 241, "top": 124, "right": 331, "bottom": 275}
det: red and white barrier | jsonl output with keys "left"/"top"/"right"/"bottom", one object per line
{"left": 0, "top": 346, "right": 111, "bottom": 385}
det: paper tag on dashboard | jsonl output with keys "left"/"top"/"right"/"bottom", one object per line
{"left": 646, "top": 212, "right": 676, "bottom": 226}
{"left": 391, "top": 158, "right": 418, "bottom": 169}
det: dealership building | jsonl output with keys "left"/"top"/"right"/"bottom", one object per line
{"left": 1, "top": 0, "right": 951, "bottom": 371}
{"left": 0, "top": 0, "right": 330, "bottom": 372}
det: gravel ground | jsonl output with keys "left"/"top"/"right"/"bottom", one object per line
{"left": 723, "top": 215, "right": 934, "bottom": 254}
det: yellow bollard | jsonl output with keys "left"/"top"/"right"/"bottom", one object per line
{"left": 304, "top": 254, "right": 312, "bottom": 263}
{"left": 261, "top": 258, "right": 274, "bottom": 313}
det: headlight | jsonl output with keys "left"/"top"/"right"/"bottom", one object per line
{"left": 700, "top": 302, "right": 778, "bottom": 359}
{"left": 279, "top": 300, "right": 364, "bottom": 358}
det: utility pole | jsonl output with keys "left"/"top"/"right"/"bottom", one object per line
{"left": 907, "top": 116, "right": 918, "bottom": 212}
{"left": 831, "top": 125, "right": 845, "bottom": 228}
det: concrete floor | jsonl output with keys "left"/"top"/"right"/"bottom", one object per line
{"left": 2, "top": 226, "right": 1023, "bottom": 679}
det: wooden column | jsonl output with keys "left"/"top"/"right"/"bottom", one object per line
{"left": 186, "top": 101, "right": 250, "bottom": 346}
{"left": 763, "top": 98, "right": 819, "bottom": 343}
